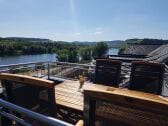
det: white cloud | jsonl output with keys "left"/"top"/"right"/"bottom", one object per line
{"left": 94, "top": 31, "right": 103, "bottom": 35}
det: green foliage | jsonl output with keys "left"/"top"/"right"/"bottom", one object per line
{"left": 57, "top": 49, "right": 69, "bottom": 62}
{"left": 0, "top": 38, "right": 110, "bottom": 63}
{"left": 118, "top": 42, "right": 127, "bottom": 54}
{"left": 92, "top": 42, "right": 108, "bottom": 58}
{"left": 79, "top": 47, "right": 93, "bottom": 61}
{"left": 0, "top": 39, "right": 71, "bottom": 56}
{"left": 125, "top": 38, "right": 168, "bottom": 45}
{"left": 68, "top": 47, "right": 78, "bottom": 63}
{"left": 57, "top": 46, "right": 78, "bottom": 63}
{"left": 79, "top": 42, "right": 109, "bottom": 61}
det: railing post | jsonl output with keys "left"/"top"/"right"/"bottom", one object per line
{"left": 48, "top": 62, "right": 50, "bottom": 80}
{"left": 84, "top": 95, "right": 96, "bottom": 126}
{"left": 48, "top": 88, "right": 56, "bottom": 117}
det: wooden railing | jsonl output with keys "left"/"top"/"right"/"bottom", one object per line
{"left": 0, "top": 61, "right": 168, "bottom": 88}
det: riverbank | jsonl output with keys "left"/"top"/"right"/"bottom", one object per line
{"left": 0, "top": 48, "right": 118, "bottom": 66}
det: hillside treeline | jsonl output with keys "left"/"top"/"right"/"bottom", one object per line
{"left": 0, "top": 38, "right": 108, "bottom": 63}
{"left": 0, "top": 39, "right": 75, "bottom": 56}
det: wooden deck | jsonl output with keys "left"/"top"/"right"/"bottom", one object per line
{"left": 54, "top": 80, "right": 168, "bottom": 113}
{"left": 55, "top": 80, "right": 84, "bottom": 112}
{"left": 55, "top": 80, "right": 111, "bottom": 112}
{"left": 1, "top": 73, "right": 168, "bottom": 125}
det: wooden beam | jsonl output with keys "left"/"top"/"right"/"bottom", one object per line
{"left": 0, "top": 73, "right": 55, "bottom": 88}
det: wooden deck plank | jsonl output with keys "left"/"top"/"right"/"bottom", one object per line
{"left": 54, "top": 80, "right": 111, "bottom": 112}
{"left": 56, "top": 96, "right": 83, "bottom": 106}
{"left": 56, "top": 99, "right": 83, "bottom": 111}
{"left": 56, "top": 91, "right": 83, "bottom": 100}
{"left": 55, "top": 87, "right": 82, "bottom": 96}
{"left": 56, "top": 97, "right": 83, "bottom": 106}
{"left": 56, "top": 91, "right": 83, "bottom": 102}
{"left": 55, "top": 80, "right": 85, "bottom": 112}
{"left": 56, "top": 93, "right": 83, "bottom": 101}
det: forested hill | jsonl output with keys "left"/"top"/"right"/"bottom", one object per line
{"left": 1, "top": 37, "right": 124, "bottom": 47}
{"left": 2, "top": 37, "right": 52, "bottom": 43}
{"left": 0, "top": 37, "right": 72, "bottom": 56}
{"left": 1, "top": 36, "right": 168, "bottom": 56}
{"left": 125, "top": 38, "right": 168, "bottom": 45}
{"left": 71, "top": 40, "right": 124, "bottom": 47}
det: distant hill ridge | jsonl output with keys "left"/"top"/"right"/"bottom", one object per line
{"left": 71, "top": 40, "right": 124, "bottom": 47}
{"left": 0, "top": 37, "right": 125, "bottom": 47}
{"left": 126, "top": 38, "right": 168, "bottom": 45}
{"left": 4, "top": 37, "right": 52, "bottom": 43}
{"left": 1, "top": 37, "right": 168, "bottom": 47}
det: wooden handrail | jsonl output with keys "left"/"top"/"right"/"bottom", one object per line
{"left": 0, "top": 73, "right": 55, "bottom": 88}
{"left": 84, "top": 86, "right": 168, "bottom": 114}
{"left": 83, "top": 84, "right": 168, "bottom": 126}
{"left": 75, "top": 120, "right": 84, "bottom": 126}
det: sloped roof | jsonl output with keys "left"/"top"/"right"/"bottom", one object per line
{"left": 123, "top": 44, "right": 160, "bottom": 55}
{"left": 145, "top": 44, "right": 168, "bottom": 63}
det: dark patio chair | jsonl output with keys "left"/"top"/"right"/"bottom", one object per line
{"left": 129, "top": 61, "right": 165, "bottom": 94}
{"left": 76, "top": 87, "right": 168, "bottom": 126}
{"left": 0, "top": 73, "right": 58, "bottom": 125}
{"left": 94, "top": 59, "right": 122, "bottom": 87}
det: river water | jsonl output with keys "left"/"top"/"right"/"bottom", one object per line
{"left": 108, "top": 48, "right": 119, "bottom": 55}
{"left": 0, "top": 54, "right": 57, "bottom": 66}
{"left": 0, "top": 48, "right": 118, "bottom": 66}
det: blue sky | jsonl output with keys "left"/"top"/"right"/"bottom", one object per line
{"left": 0, "top": 0, "right": 168, "bottom": 41}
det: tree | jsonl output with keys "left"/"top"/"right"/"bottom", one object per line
{"left": 118, "top": 42, "right": 127, "bottom": 54}
{"left": 57, "top": 48, "right": 78, "bottom": 63}
{"left": 79, "top": 47, "right": 93, "bottom": 61}
{"left": 56, "top": 49, "right": 69, "bottom": 62}
{"left": 93, "top": 42, "right": 108, "bottom": 58}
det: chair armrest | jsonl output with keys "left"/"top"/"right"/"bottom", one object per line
{"left": 75, "top": 120, "right": 84, "bottom": 126}
{"left": 0, "top": 73, "right": 55, "bottom": 88}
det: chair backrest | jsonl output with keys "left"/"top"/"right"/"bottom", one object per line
{"left": 94, "top": 59, "right": 121, "bottom": 87}
{"left": 130, "top": 61, "right": 165, "bottom": 94}
{"left": 0, "top": 73, "right": 56, "bottom": 116}
{"left": 83, "top": 87, "right": 168, "bottom": 126}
